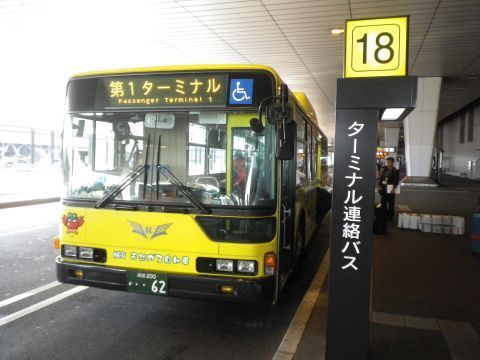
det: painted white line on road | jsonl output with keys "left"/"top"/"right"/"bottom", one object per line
{"left": 0, "top": 286, "right": 88, "bottom": 327}
{"left": 0, "top": 281, "right": 61, "bottom": 309}
{"left": 273, "top": 248, "right": 330, "bottom": 360}
{"left": 0, "top": 224, "right": 56, "bottom": 237}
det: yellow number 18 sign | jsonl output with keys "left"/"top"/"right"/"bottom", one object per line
{"left": 344, "top": 16, "right": 409, "bottom": 78}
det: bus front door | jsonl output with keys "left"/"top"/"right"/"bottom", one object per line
{"left": 277, "top": 158, "right": 296, "bottom": 297}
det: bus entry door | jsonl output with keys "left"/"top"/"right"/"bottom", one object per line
{"left": 278, "top": 158, "right": 296, "bottom": 290}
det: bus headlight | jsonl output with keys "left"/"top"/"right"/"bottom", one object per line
{"left": 61, "top": 245, "right": 107, "bottom": 263}
{"left": 216, "top": 259, "right": 234, "bottom": 272}
{"left": 197, "top": 258, "right": 258, "bottom": 276}
{"left": 63, "top": 245, "right": 77, "bottom": 258}
{"left": 237, "top": 260, "right": 255, "bottom": 273}
{"left": 79, "top": 247, "right": 94, "bottom": 260}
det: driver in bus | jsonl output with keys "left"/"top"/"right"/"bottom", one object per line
{"left": 233, "top": 152, "right": 246, "bottom": 193}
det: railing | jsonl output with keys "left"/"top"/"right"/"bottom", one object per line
{"left": 0, "top": 125, "right": 62, "bottom": 203}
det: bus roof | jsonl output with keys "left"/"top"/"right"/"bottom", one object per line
{"left": 293, "top": 92, "right": 318, "bottom": 124}
{"left": 71, "top": 64, "right": 282, "bottom": 83}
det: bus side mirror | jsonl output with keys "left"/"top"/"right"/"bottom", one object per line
{"left": 250, "top": 84, "right": 292, "bottom": 140}
{"left": 250, "top": 103, "right": 293, "bottom": 133}
{"left": 267, "top": 103, "right": 292, "bottom": 125}
{"left": 275, "top": 122, "right": 295, "bottom": 160}
{"left": 249, "top": 117, "right": 264, "bottom": 133}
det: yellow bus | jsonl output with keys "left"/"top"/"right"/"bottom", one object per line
{"left": 56, "top": 65, "right": 329, "bottom": 303}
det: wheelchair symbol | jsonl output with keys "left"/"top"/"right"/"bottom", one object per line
{"left": 231, "top": 81, "right": 251, "bottom": 102}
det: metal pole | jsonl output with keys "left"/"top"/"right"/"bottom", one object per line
{"left": 50, "top": 130, "right": 55, "bottom": 165}
{"left": 30, "top": 128, "right": 35, "bottom": 165}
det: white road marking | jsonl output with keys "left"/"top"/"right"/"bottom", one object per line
{"left": 0, "top": 224, "right": 56, "bottom": 237}
{"left": 273, "top": 248, "right": 330, "bottom": 360}
{"left": 0, "top": 281, "right": 61, "bottom": 309}
{"left": 0, "top": 286, "right": 88, "bottom": 327}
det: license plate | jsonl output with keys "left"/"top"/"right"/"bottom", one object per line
{"left": 126, "top": 271, "right": 168, "bottom": 296}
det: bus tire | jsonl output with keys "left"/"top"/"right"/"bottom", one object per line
{"left": 317, "top": 188, "right": 332, "bottom": 224}
{"left": 295, "top": 217, "right": 305, "bottom": 267}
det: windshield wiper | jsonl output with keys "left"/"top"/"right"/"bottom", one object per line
{"left": 94, "top": 164, "right": 144, "bottom": 208}
{"left": 156, "top": 134, "right": 161, "bottom": 201}
{"left": 158, "top": 166, "right": 212, "bottom": 214}
{"left": 142, "top": 134, "right": 152, "bottom": 199}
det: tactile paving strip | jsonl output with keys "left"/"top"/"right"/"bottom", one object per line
{"left": 395, "top": 205, "right": 411, "bottom": 212}
{"left": 372, "top": 312, "right": 480, "bottom": 360}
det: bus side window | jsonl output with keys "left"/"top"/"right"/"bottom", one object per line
{"left": 207, "top": 128, "right": 227, "bottom": 176}
{"left": 296, "top": 115, "right": 306, "bottom": 186}
{"left": 311, "top": 129, "right": 317, "bottom": 181}
{"left": 306, "top": 123, "right": 312, "bottom": 182}
{"left": 207, "top": 128, "right": 227, "bottom": 193}
{"left": 188, "top": 116, "right": 227, "bottom": 194}
{"left": 188, "top": 122, "right": 207, "bottom": 176}
{"left": 72, "top": 118, "right": 93, "bottom": 168}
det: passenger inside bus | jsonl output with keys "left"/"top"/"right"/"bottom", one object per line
{"left": 233, "top": 152, "right": 246, "bottom": 192}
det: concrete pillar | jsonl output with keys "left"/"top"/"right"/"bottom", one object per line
{"left": 404, "top": 77, "right": 442, "bottom": 177}
{"left": 384, "top": 128, "right": 400, "bottom": 148}
{"left": 384, "top": 127, "right": 400, "bottom": 160}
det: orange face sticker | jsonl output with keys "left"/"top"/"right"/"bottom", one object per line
{"left": 62, "top": 212, "right": 84, "bottom": 234}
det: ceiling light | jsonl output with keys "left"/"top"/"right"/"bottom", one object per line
{"left": 331, "top": 29, "right": 344, "bottom": 35}
{"left": 381, "top": 108, "right": 406, "bottom": 121}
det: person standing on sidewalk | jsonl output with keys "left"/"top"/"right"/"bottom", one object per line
{"left": 378, "top": 157, "right": 399, "bottom": 221}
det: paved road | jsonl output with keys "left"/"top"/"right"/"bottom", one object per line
{"left": 0, "top": 203, "right": 328, "bottom": 360}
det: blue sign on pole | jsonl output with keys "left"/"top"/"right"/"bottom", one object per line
{"left": 229, "top": 79, "right": 253, "bottom": 105}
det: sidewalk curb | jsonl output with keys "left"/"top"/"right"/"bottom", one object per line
{"left": 273, "top": 248, "right": 330, "bottom": 360}
{"left": 0, "top": 197, "right": 60, "bottom": 209}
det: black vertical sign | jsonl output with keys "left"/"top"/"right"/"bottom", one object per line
{"left": 326, "top": 108, "right": 379, "bottom": 360}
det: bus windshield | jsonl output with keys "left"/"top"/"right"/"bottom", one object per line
{"left": 62, "top": 111, "right": 276, "bottom": 208}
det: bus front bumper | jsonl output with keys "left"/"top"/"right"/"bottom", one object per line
{"left": 55, "top": 256, "right": 275, "bottom": 303}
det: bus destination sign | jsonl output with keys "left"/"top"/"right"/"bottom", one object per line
{"left": 101, "top": 74, "right": 227, "bottom": 108}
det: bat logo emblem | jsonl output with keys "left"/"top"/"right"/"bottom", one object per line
{"left": 128, "top": 220, "right": 172, "bottom": 240}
